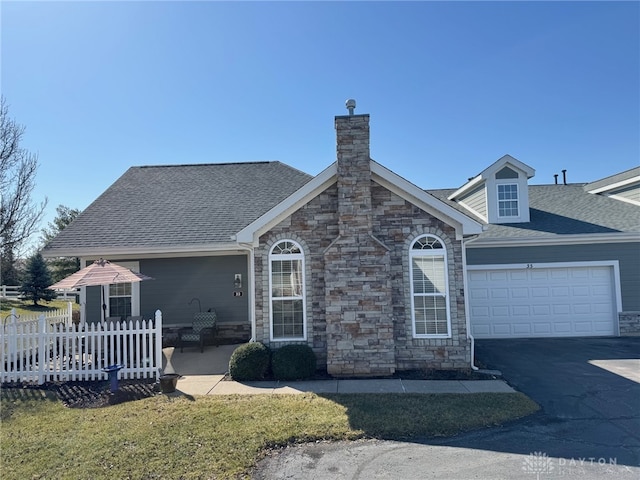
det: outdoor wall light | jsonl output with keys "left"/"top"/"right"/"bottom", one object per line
{"left": 234, "top": 274, "right": 242, "bottom": 289}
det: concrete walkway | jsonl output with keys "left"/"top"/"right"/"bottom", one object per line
{"left": 172, "top": 375, "right": 516, "bottom": 396}
{"left": 162, "top": 344, "right": 516, "bottom": 396}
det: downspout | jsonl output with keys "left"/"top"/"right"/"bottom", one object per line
{"left": 237, "top": 242, "right": 256, "bottom": 342}
{"left": 462, "top": 234, "right": 481, "bottom": 370}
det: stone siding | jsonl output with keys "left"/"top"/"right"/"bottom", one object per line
{"left": 252, "top": 112, "right": 470, "bottom": 376}
{"left": 253, "top": 182, "right": 471, "bottom": 373}
{"left": 254, "top": 187, "right": 339, "bottom": 368}
{"left": 619, "top": 312, "right": 640, "bottom": 336}
{"left": 371, "top": 184, "right": 470, "bottom": 370}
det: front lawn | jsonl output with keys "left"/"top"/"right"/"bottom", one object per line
{"left": 1, "top": 388, "right": 538, "bottom": 479}
{"left": 1, "top": 298, "right": 79, "bottom": 319}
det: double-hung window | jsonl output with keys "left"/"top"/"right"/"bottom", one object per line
{"left": 410, "top": 235, "right": 451, "bottom": 337}
{"left": 109, "top": 282, "right": 132, "bottom": 319}
{"left": 497, "top": 183, "right": 519, "bottom": 218}
{"left": 269, "top": 240, "right": 306, "bottom": 341}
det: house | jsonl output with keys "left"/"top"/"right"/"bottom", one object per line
{"left": 43, "top": 102, "right": 640, "bottom": 376}
{"left": 431, "top": 162, "right": 640, "bottom": 339}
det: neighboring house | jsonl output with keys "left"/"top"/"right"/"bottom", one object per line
{"left": 43, "top": 104, "right": 640, "bottom": 376}
{"left": 431, "top": 160, "right": 640, "bottom": 339}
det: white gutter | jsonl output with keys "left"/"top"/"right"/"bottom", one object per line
{"left": 237, "top": 243, "right": 257, "bottom": 343}
{"left": 587, "top": 175, "right": 640, "bottom": 194}
{"left": 462, "top": 234, "right": 481, "bottom": 371}
{"left": 468, "top": 232, "right": 640, "bottom": 248}
{"left": 41, "top": 242, "right": 245, "bottom": 259}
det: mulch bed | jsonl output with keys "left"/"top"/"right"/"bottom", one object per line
{"left": 2, "top": 379, "right": 160, "bottom": 409}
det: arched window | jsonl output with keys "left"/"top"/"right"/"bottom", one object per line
{"left": 409, "top": 235, "right": 451, "bottom": 337}
{"left": 269, "top": 240, "right": 306, "bottom": 340}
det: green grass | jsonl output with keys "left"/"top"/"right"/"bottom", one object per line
{"left": 0, "top": 389, "right": 539, "bottom": 479}
{"left": 1, "top": 298, "right": 79, "bottom": 320}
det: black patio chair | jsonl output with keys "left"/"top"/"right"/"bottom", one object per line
{"left": 179, "top": 311, "right": 218, "bottom": 353}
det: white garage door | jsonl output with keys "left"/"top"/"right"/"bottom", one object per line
{"left": 469, "top": 265, "right": 617, "bottom": 338}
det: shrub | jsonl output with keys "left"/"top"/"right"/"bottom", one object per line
{"left": 271, "top": 344, "right": 317, "bottom": 381}
{"left": 228, "top": 342, "right": 271, "bottom": 381}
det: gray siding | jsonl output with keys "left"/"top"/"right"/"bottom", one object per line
{"left": 459, "top": 184, "right": 487, "bottom": 218}
{"left": 140, "top": 256, "right": 249, "bottom": 326}
{"left": 610, "top": 184, "right": 640, "bottom": 204}
{"left": 86, "top": 256, "right": 249, "bottom": 326}
{"left": 495, "top": 166, "right": 518, "bottom": 179}
{"left": 467, "top": 242, "right": 640, "bottom": 311}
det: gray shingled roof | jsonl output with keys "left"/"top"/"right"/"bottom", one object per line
{"left": 428, "top": 184, "right": 640, "bottom": 239}
{"left": 583, "top": 166, "right": 640, "bottom": 192}
{"left": 44, "top": 162, "right": 312, "bottom": 253}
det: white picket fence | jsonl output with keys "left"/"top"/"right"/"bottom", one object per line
{"left": 1, "top": 306, "right": 163, "bottom": 385}
{"left": 0, "top": 284, "right": 79, "bottom": 300}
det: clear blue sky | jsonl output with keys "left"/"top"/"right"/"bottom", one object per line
{"left": 2, "top": 1, "right": 638, "bottom": 246}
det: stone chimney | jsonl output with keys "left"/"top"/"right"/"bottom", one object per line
{"left": 335, "top": 108, "right": 373, "bottom": 237}
{"left": 323, "top": 100, "right": 395, "bottom": 377}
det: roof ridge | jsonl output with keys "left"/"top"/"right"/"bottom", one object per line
{"left": 135, "top": 161, "right": 278, "bottom": 169}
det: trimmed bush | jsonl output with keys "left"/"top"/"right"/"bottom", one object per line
{"left": 228, "top": 342, "right": 271, "bottom": 381}
{"left": 271, "top": 344, "right": 317, "bottom": 381}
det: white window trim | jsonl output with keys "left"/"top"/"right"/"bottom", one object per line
{"left": 497, "top": 183, "right": 520, "bottom": 218}
{"left": 105, "top": 261, "right": 141, "bottom": 318}
{"left": 269, "top": 240, "right": 307, "bottom": 342}
{"left": 409, "top": 235, "right": 452, "bottom": 338}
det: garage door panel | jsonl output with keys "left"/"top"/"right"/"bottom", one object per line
{"left": 492, "top": 324, "right": 513, "bottom": 335}
{"left": 509, "top": 271, "right": 528, "bottom": 281}
{"left": 591, "top": 285, "right": 611, "bottom": 296}
{"left": 511, "top": 288, "right": 529, "bottom": 298}
{"left": 594, "top": 321, "right": 614, "bottom": 333}
{"left": 489, "top": 271, "right": 508, "bottom": 281}
{"left": 470, "top": 288, "right": 489, "bottom": 300}
{"left": 531, "top": 287, "right": 549, "bottom": 297}
{"left": 470, "top": 265, "right": 616, "bottom": 338}
{"left": 532, "top": 305, "right": 551, "bottom": 315}
{"left": 593, "top": 303, "right": 613, "bottom": 314}
{"left": 572, "top": 286, "right": 590, "bottom": 296}
{"left": 550, "top": 269, "right": 569, "bottom": 280}
{"left": 553, "top": 322, "right": 572, "bottom": 334}
{"left": 552, "top": 286, "right": 570, "bottom": 297}
{"left": 512, "top": 324, "right": 532, "bottom": 335}
{"left": 571, "top": 269, "right": 589, "bottom": 279}
{"left": 530, "top": 270, "right": 550, "bottom": 281}
{"left": 574, "top": 322, "right": 594, "bottom": 333}
{"left": 533, "top": 323, "right": 552, "bottom": 334}
{"left": 472, "top": 324, "right": 491, "bottom": 336}
{"left": 491, "top": 306, "right": 509, "bottom": 317}
{"left": 591, "top": 268, "right": 611, "bottom": 280}
{"left": 553, "top": 304, "right": 571, "bottom": 315}
{"left": 512, "top": 305, "right": 530, "bottom": 316}
{"left": 491, "top": 288, "right": 509, "bottom": 299}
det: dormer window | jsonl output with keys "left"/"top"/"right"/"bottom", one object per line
{"left": 497, "top": 183, "right": 519, "bottom": 218}
{"left": 448, "top": 155, "right": 533, "bottom": 224}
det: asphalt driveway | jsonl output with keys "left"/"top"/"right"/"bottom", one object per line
{"left": 473, "top": 337, "right": 640, "bottom": 464}
{"left": 254, "top": 337, "right": 640, "bottom": 479}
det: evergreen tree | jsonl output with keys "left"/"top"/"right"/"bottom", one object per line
{"left": 20, "top": 252, "right": 56, "bottom": 306}
{"left": 40, "top": 205, "right": 81, "bottom": 282}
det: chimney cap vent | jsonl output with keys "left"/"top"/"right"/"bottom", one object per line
{"left": 346, "top": 99, "right": 356, "bottom": 115}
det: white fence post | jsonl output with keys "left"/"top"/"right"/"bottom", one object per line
{"left": 38, "top": 314, "right": 47, "bottom": 385}
{"left": 155, "top": 310, "right": 163, "bottom": 381}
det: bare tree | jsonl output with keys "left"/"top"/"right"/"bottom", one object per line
{"left": 0, "top": 96, "right": 47, "bottom": 254}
